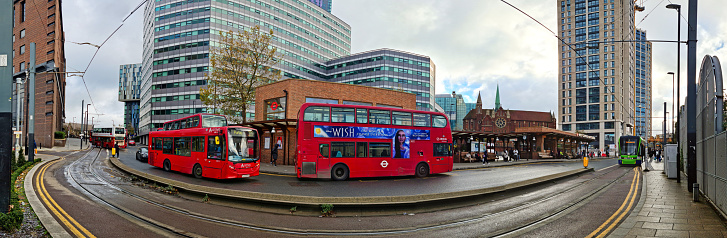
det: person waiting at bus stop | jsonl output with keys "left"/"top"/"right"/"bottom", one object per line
{"left": 114, "top": 142, "right": 120, "bottom": 158}
{"left": 270, "top": 142, "right": 278, "bottom": 167}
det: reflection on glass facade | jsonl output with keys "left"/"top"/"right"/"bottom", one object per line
{"left": 634, "top": 29, "right": 652, "bottom": 139}
{"left": 139, "top": 0, "right": 436, "bottom": 142}
{"left": 435, "top": 93, "right": 466, "bottom": 130}
{"left": 119, "top": 63, "right": 142, "bottom": 137}
{"left": 307, "top": 0, "right": 332, "bottom": 13}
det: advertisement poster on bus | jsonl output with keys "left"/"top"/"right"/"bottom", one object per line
{"left": 313, "top": 126, "right": 431, "bottom": 159}
{"left": 313, "top": 126, "right": 430, "bottom": 140}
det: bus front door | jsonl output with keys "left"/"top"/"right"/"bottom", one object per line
{"left": 317, "top": 143, "right": 330, "bottom": 178}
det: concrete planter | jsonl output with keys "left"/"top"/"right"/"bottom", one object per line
{"left": 53, "top": 139, "right": 66, "bottom": 147}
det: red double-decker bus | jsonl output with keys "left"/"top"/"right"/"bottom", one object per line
{"left": 296, "top": 103, "right": 453, "bottom": 180}
{"left": 90, "top": 127, "right": 127, "bottom": 149}
{"left": 148, "top": 114, "right": 260, "bottom": 179}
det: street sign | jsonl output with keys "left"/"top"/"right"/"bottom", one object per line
{"left": 13, "top": 131, "right": 20, "bottom": 134}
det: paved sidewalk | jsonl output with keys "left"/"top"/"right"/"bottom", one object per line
{"left": 259, "top": 157, "right": 603, "bottom": 175}
{"left": 610, "top": 160, "right": 727, "bottom": 237}
{"left": 37, "top": 137, "right": 91, "bottom": 152}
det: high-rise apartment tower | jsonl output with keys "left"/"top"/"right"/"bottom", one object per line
{"left": 557, "top": 0, "right": 652, "bottom": 152}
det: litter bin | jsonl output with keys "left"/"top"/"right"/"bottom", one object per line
{"left": 665, "top": 144, "right": 677, "bottom": 179}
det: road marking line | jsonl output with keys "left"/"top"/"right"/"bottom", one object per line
{"left": 597, "top": 164, "right": 618, "bottom": 171}
{"left": 37, "top": 158, "right": 97, "bottom": 238}
{"left": 597, "top": 168, "right": 640, "bottom": 238}
{"left": 585, "top": 167, "right": 639, "bottom": 238}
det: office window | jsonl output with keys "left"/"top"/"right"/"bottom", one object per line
{"left": 20, "top": 29, "right": 25, "bottom": 38}
{"left": 21, "top": 2, "right": 25, "bottom": 22}
{"left": 19, "top": 45, "right": 25, "bottom": 55}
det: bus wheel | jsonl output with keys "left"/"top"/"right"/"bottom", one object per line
{"left": 415, "top": 163, "right": 429, "bottom": 178}
{"left": 163, "top": 159, "right": 171, "bottom": 172}
{"left": 193, "top": 164, "right": 203, "bottom": 178}
{"left": 331, "top": 164, "right": 349, "bottom": 181}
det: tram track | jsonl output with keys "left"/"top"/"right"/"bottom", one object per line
{"left": 65, "top": 149, "right": 639, "bottom": 237}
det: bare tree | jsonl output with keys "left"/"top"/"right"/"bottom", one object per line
{"left": 200, "top": 25, "right": 283, "bottom": 123}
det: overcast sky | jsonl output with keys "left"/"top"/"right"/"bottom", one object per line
{"left": 62, "top": 0, "right": 727, "bottom": 134}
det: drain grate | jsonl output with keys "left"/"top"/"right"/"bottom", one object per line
{"left": 288, "top": 182, "right": 321, "bottom": 187}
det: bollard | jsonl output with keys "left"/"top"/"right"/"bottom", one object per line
{"left": 112, "top": 148, "right": 116, "bottom": 157}
{"left": 693, "top": 183, "right": 699, "bottom": 202}
{"left": 583, "top": 157, "right": 589, "bottom": 168}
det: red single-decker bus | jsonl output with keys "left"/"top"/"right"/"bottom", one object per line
{"left": 148, "top": 114, "right": 260, "bottom": 179}
{"left": 296, "top": 103, "right": 453, "bottom": 180}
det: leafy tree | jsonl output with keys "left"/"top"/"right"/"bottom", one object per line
{"left": 200, "top": 25, "right": 283, "bottom": 123}
{"left": 126, "top": 124, "right": 135, "bottom": 137}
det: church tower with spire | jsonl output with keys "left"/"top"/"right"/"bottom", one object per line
{"left": 475, "top": 91, "right": 482, "bottom": 114}
{"left": 495, "top": 84, "right": 501, "bottom": 110}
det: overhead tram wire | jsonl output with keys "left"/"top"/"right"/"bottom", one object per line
{"left": 73, "top": 0, "right": 149, "bottom": 115}
{"left": 500, "top": 0, "right": 637, "bottom": 125}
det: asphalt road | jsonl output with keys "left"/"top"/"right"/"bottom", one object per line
{"left": 34, "top": 148, "right": 641, "bottom": 237}
{"left": 118, "top": 145, "right": 619, "bottom": 197}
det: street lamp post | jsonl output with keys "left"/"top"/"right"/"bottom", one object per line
{"left": 668, "top": 72, "right": 675, "bottom": 136}
{"left": 666, "top": 3, "right": 681, "bottom": 183}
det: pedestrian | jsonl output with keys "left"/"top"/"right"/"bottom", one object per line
{"left": 465, "top": 152, "right": 472, "bottom": 162}
{"left": 483, "top": 150, "right": 489, "bottom": 165}
{"left": 474, "top": 152, "right": 481, "bottom": 165}
{"left": 33, "top": 141, "right": 37, "bottom": 155}
{"left": 114, "top": 142, "right": 120, "bottom": 158}
{"left": 271, "top": 143, "right": 278, "bottom": 166}
{"left": 514, "top": 148, "right": 519, "bottom": 161}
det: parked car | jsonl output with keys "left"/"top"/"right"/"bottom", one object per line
{"left": 128, "top": 140, "right": 136, "bottom": 146}
{"left": 136, "top": 147, "right": 148, "bottom": 162}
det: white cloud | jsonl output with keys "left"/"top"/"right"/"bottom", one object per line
{"left": 62, "top": 0, "right": 727, "bottom": 135}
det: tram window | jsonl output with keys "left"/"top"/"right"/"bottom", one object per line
{"left": 356, "top": 142, "right": 367, "bottom": 157}
{"left": 369, "top": 142, "right": 391, "bottom": 157}
{"left": 392, "top": 111, "right": 412, "bottom": 126}
{"left": 356, "top": 109, "right": 367, "bottom": 123}
{"left": 192, "top": 136, "right": 204, "bottom": 152}
{"left": 162, "top": 138, "right": 173, "bottom": 154}
{"left": 330, "top": 142, "right": 354, "bottom": 157}
{"left": 413, "top": 113, "right": 431, "bottom": 127}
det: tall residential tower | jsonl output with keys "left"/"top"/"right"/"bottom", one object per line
{"left": 557, "top": 0, "right": 651, "bottom": 152}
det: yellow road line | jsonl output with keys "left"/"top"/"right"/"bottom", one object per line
{"left": 585, "top": 167, "right": 640, "bottom": 238}
{"left": 36, "top": 158, "right": 97, "bottom": 238}
{"left": 597, "top": 169, "right": 640, "bottom": 238}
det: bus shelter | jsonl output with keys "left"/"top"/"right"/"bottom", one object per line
{"left": 451, "top": 127, "right": 595, "bottom": 162}
{"left": 235, "top": 119, "right": 298, "bottom": 166}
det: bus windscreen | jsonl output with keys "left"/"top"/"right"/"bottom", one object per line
{"left": 227, "top": 128, "right": 258, "bottom": 163}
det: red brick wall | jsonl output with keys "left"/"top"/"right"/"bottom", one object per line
{"left": 255, "top": 79, "right": 417, "bottom": 121}
{"left": 13, "top": 0, "right": 66, "bottom": 148}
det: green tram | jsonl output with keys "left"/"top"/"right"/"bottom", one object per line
{"left": 618, "top": 136, "right": 646, "bottom": 166}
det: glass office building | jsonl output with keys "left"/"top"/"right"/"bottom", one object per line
{"left": 634, "top": 29, "right": 652, "bottom": 139}
{"left": 119, "top": 63, "right": 143, "bottom": 138}
{"left": 435, "top": 93, "right": 466, "bottom": 130}
{"left": 138, "top": 0, "right": 436, "bottom": 143}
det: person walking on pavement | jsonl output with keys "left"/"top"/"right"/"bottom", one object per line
{"left": 271, "top": 143, "right": 278, "bottom": 166}
{"left": 514, "top": 149, "right": 519, "bottom": 161}
{"left": 483, "top": 150, "right": 489, "bottom": 165}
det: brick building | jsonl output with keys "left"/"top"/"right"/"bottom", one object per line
{"left": 239, "top": 78, "right": 417, "bottom": 165}
{"left": 12, "top": 0, "right": 67, "bottom": 148}
{"left": 456, "top": 88, "right": 592, "bottom": 160}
